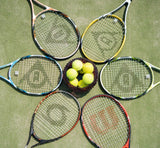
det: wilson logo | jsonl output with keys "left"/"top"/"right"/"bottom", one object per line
{"left": 89, "top": 105, "right": 119, "bottom": 135}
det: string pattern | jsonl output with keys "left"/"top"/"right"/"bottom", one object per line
{"left": 11, "top": 56, "right": 62, "bottom": 94}
{"left": 34, "top": 11, "right": 79, "bottom": 59}
{"left": 82, "top": 15, "right": 125, "bottom": 62}
{"left": 101, "top": 58, "right": 152, "bottom": 98}
{"left": 33, "top": 91, "right": 80, "bottom": 140}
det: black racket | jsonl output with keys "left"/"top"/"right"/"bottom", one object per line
{"left": 27, "top": 0, "right": 80, "bottom": 59}
{"left": 81, "top": 94, "right": 131, "bottom": 148}
{"left": 81, "top": 0, "right": 132, "bottom": 63}
{"left": 100, "top": 56, "right": 160, "bottom": 99}
{"left": 0, "top": 55, "right": 62, "bottom": 95}
{"left": 25, "top": 90, "right": 81, "bottom": 148}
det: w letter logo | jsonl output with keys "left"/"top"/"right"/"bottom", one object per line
{"left": 89, "top": 106, "right": 119, "bottom": 135}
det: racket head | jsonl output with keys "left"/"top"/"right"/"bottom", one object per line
{"left": 81, "top": 94, "right": 131, "bottom": 148}
{"left": 26, "top": 90, "right": 81, "bottom": 147}
{"left": 28, "top": 0, "right": 81, "bottom": 59}
{"left": 81, "top": 14, "right": 125, "bottom": 63}
{"left": 100, "top": 57, "right": 153, "bottom": 100}
{"left": 9, "top": 55, "right": 62, "bottom": 95}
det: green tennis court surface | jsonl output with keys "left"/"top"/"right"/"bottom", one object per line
{"left": 0, "top": 0, "right": 160, "bottom": 147}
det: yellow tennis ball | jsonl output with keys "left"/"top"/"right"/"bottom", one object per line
{"left": 82, "top": 73, "right": 94, "bottom": 85}
{"left": 78, "top": 80, "right": 88, "bottom": 88}
{"left": 72, "top": 60, "right": 83, "bottom": 71}
{"left": 82, "top": 62, "right": 94, "bottom": 73}
{"left": 69, "top": 78, "right": 79, "bottom": 87}
{"left": 66, "top": 68, "right": 78, "bottom": 80}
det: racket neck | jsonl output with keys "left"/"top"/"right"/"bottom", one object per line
{"left": 28, "top": 0, "right": 50, "bottom": 20}
{"left": 108, "top": 0, "right": 131, "bottom": 23}
{"left": 33, "top": 0, "right": 50, "bottom": 10}
{"left": 0, "top": 60, "right": 19, "bottom": 86}
{"left": 28, "top": 0, "right": 36, "bottom": 19}
{"left": 25, "top": 114, "right": 35, "bottom": 148}
{"left": 123, "top": 2, "right": 131, "bottom": 25}
{"left": 123, "top": 138, "right": 130, "bottom": 148}
{"left": 31, "top": 138, "right": 60, "bottom": 148}
{"left": 149, "top": 63, "right": 160, "bottom": 89}
{"left": 0, "top": 62, "right": 14, "bottom": 69}
{"left": 151, "top": 65, "right": 160, "bottom": 73}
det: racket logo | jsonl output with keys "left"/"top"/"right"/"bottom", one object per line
{"left": 42, "top": 104, "right": 70, "bottom": 126}
{"left": 92, "top": 31, "right": 119, "bottom": 52}
{"left": 19, "top": 60, "right": 52, "bottom": 88}
{"left": 89, "top": 105, "right": 119, "bottom": 135}
{"left": 45, "top": 22, "right": 72, "bottom": 45}
{"left": 112, "top": 64, "right": 144, "bottom": 92}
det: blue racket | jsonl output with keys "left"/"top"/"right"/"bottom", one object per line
{"left": 0, "top": 55, "right": 62, "bottom": 95}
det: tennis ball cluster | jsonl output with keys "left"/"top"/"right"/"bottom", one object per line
{"left": 66, "top": 60, "right": 94, "bottom": 88}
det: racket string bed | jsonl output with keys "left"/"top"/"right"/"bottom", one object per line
{"left": 34, "top": 12, "right": 79, "bottom": 58}
{"left": 34, "top": 92, "right": 80, "bottom": 139}
{"left": 34, "top": 99, "right": 59, "bottom": 139}
{"left": 101, "top": 58, "right": 151, "bottom": 98}
{"left": 82, "top": 17, "right": 125, "bottom": 63}
{"left": 10, "top": 56, "right": 62, "bottom": 95}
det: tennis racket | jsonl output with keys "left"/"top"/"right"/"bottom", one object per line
{"left": 100, "top": 56, "right": 160, "bottom": 100}
{"left": 81, "top": 94, "right": 131, "bottom": 148}
{"left": 0, "top": 55, "right": 62, "bottom": 95}
{"left": 81, "top": 0, "right": 132, "bottom": 63}
{"left": 27, "top": 0, "right": 80, "bottom": 59}
{"left": 25, "top": 90, "right": 81, "bottom": 148}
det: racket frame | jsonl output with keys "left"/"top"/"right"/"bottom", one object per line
{"left": 27, "top": 0, "right": 81, "bottom": 60}
{"left": 100, "top": 56, "right": 160, "bottom": 100}
{"left": 81, "top": 0, "right": 132, "bottom": 63}
{"left": 0, "top": 55, "right": 62, "bottom": 96}
{"left": 25, "top": 90, "right": 81, "bottom": 148}
{"left": 80, "top": 94, "right": 131, "bottom": 148}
